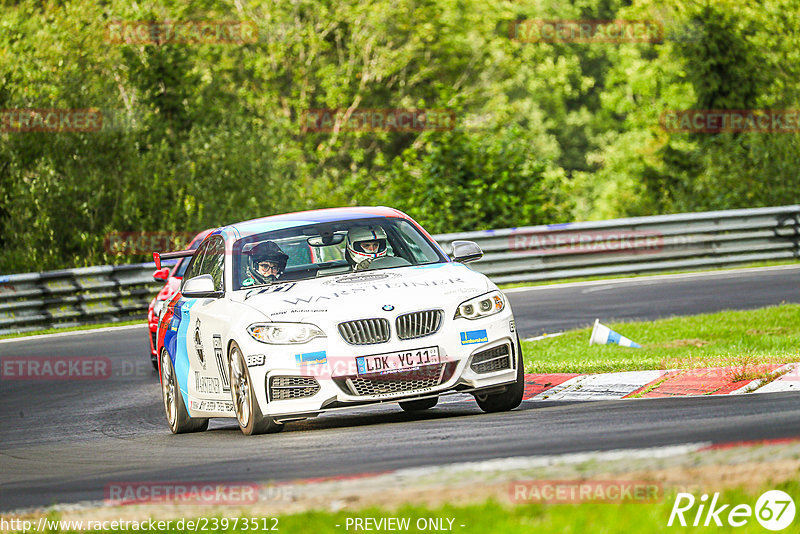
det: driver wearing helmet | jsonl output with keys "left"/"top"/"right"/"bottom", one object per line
{"left": 242, "top": 241, "right": 289, "bottom": 286}
{"left": 346, "top": 227, "right": 389, "bottom": 271}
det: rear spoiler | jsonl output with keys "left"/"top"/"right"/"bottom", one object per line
{"left": 153, "top": 249, "right": 195, "bottom": 270}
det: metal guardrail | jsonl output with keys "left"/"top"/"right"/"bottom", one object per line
{"left": 1, "top": 205, "right": 798, "bottom": 335}
{"left": 434, "top": 205, "right": 800, "bottom": 284}
{"left": 0, "top": 261, "right": 177, "bottom": 336}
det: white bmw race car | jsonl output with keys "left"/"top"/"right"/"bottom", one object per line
{"left": 154, "top": 207, "right": 524, "bottom": 435}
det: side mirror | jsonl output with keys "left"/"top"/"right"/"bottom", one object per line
{"left": 153, "top": 267, "right": 170, "bottom": 281}
{"left": 182, "top": 274, "right": 221, "bottom": 298}
{"left": 451, "top": 240, "right": 483, "bottom": 263}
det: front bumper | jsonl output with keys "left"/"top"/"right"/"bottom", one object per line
{"left": 238, "top": 309, "right": 518, "bottom": 420}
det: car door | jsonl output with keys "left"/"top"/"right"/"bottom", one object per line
{"left": 184, "top": 235, "right": 235, "bottom": 413}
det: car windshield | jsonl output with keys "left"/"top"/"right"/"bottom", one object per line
{"left": 232, "top": 217, "right": 446, "bottom": 290}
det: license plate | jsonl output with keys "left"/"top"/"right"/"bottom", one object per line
{"left": 356, "top": 347, "right": 440, "bottom": 376}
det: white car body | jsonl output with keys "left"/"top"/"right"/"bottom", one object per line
{"left": 156, "top": 207, "right": 523, "bottom": 434}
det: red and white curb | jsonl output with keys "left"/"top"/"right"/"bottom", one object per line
{"left": 522, "top": 362, "right": 799, "bottom": 401}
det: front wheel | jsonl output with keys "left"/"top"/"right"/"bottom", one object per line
{"left": 160, "top": 349, "right": 208, "bottom": 434}
{"left": 474, "top": 336, "right": 525, "bottom": 413}
{"left": 229, "top": 342, "right": 283, "bottom": 436}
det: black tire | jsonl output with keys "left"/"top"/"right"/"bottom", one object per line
{"left": 229, "top": 342, "right": 284, "bottom": 436}
{"left": 474, "top": 336, "right": 525, "bottom": 413}
{"left": 150, "top": 352, "right": 158, "bottom": 371}
{"left": 160, "top": 349, "right": 209, "bottom": 434}
{"left": 399, "top": 397, "right": 439, "bottom": 412}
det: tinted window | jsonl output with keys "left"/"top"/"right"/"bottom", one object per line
{"left": 201, "top": 236, "right": 225, "bottom": 292}
{"left": 173, "top": 233, "right": 211, "bottom": 278}
{"left": 174, "top": 257, "right": 190, "bottom": 278}
{"left": 394, "top": 220, "right": 441, "bottom": 263}
{"left": 181, "top": 241, "right": 208, "bottom": 289}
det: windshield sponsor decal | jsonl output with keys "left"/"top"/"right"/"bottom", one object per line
{"left": 282, "top": 278, "right": 465, "bottom": 305}
{"left": 460, "top": 329, "right": 488, "bottom": 345}
{"left": 295, "top": 351, "right": 327, "bottom": 366}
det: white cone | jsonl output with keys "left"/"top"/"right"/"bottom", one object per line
{"left": 589, "top": 319, "right": 641, "bottom": 348}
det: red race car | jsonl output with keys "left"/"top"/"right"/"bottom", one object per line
{"left": 147, "top": 229, "right": 214, "bottom": 369}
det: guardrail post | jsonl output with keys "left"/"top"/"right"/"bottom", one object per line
{"left": 775, "top": 211, "right": 800, "bottom": 259}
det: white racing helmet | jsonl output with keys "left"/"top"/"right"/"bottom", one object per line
{"left": 346, "top": 226, "right": 388, "bottom": 267}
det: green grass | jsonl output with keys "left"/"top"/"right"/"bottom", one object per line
{"left": 497, "top": 259, "right": 800, "bottom": 290}
{"left": 269, "top": 485, "right": 800, "bottom": 533}
{"left": 45, "top": 480, "right": 800, "bottom": 533}
{"left": 521, "top": 304, "right": 800, "bottom": 374}
{"left": 296, "top": 485, "right": 798, "bottom": 533}
{"left": 0, "top": 319, "right": 143, "bottom": 340}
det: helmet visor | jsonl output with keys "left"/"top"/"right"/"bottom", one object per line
{"left": 354, "top": 239, "right": 386, "bottom": 254}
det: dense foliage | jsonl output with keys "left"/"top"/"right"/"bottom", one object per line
{"left": 1, "top": 0, "right": 798, "bottom": 273}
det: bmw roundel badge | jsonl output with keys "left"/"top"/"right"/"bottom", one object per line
{"left": 382, "top": 305, "right": 394, "bottom": 311}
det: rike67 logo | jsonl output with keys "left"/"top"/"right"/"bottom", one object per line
{"left": 668, "top": 490, "right": 796, "bottom": 530}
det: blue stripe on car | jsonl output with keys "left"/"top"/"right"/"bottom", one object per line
{"left": 173, "top": 298, "right": 197, "bottom": 408}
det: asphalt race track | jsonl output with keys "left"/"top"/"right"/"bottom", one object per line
{"left": 508, "top": 264, "right": 800, "bottom": 335}
{"left": 2, "top": 265, "right": 799, "bottom": 511}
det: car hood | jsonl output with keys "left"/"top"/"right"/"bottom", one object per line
{"left": 231, "top": 263, "right": 492, "bottom": 325}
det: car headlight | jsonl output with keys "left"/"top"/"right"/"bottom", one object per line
{"left": 454, "top": 291, "right": 505, "bottom": 320}
{"left": 153, "top": 299, "right": 166, "bottom": 318}
{"left": 247, "top": 323, "right": 326, "bottom": 344}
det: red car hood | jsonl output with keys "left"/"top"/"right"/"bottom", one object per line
{"left": 157, "top": 276, "right": 182, "bottom": 300}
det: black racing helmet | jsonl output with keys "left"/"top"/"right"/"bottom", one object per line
{"left": 247, "top": 241, "right": 289, "bottom": 284}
